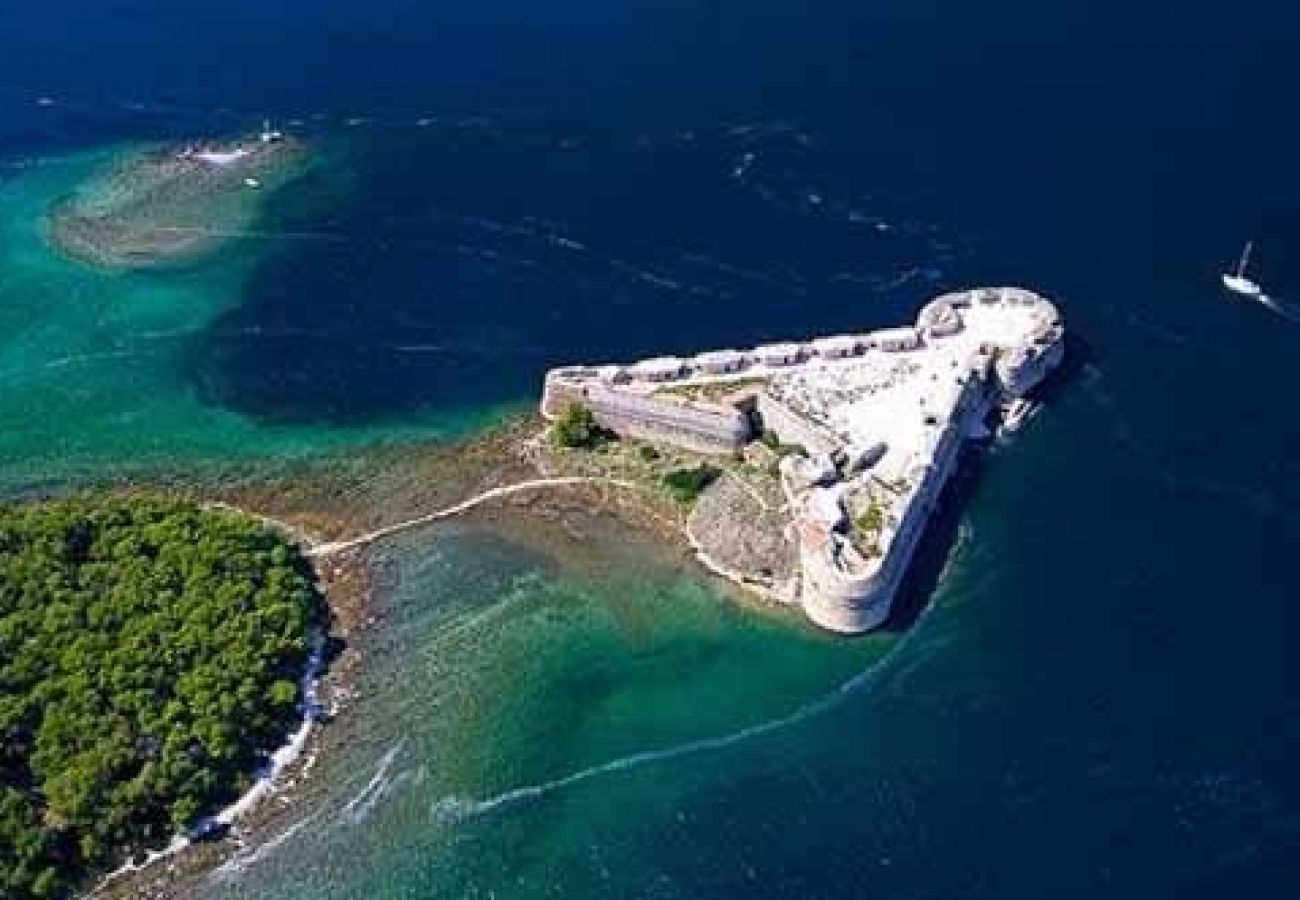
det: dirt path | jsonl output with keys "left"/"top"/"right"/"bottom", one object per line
{"left": 307, "top": 476, "right": 648, "bottom": 557}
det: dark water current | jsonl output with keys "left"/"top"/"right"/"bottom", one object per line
{"left": 1, "top": 0, "right": 1299, "bottom": 896}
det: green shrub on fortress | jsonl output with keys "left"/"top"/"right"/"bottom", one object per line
{"left": 0, "top": 495, "right": 323, "bottom": 899}
{"left": 663, "top": 464, "right": 721, "bottom": 504}
{"left": 855, "top": 503, "right": 884, "bottom": 535}
{"left": 550, "top": 402, "right": 609, "bottom": 450}
{"left": 758, "top": 429, "right": 805, "bottom": 458}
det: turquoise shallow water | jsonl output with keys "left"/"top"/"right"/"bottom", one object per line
{"left": 2, "top": 0, "right": 1300, "bottom": 896}
{"left": 203, "top": 522, "right": 902, "bottom": 899}
{"left": 0, "top": 143, "right": 516, "bottom": 491}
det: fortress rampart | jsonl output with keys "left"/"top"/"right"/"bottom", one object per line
{"left": 540, "top": 287, "right": 1064, "bottom": 633}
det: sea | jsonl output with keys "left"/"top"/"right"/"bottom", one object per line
{"left": 2, "top": 0, "right": 1299, "bottom": 897}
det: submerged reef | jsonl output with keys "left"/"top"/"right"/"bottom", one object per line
{"left": 46, "top": 135, "right": 306, "bottom": 269}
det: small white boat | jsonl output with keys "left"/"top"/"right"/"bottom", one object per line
{"left": 1222, "top": 241, "right": 1263, "bottom": 297}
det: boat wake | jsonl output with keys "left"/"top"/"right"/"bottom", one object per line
{"left": 1254, "top": 293, "right": 1300, "bottom": 325}
{"left": 430, "top": 605, "right": 936, "bottom": 827}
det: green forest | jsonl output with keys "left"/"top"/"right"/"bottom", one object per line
{"left": 0, "top": 495, "right": 323, "bottom": 898}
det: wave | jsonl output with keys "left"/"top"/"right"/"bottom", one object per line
{"left": 210, "top": 815, "right": 316, "bottom": 881}
{"left": 548, "top": 235, "right": 587, "bottom": 251}
{"left": 337, "top": 739, "right": 405, "bottom": 826}
{"left": 40, "top": 349, "right": 153, "bottom": 371}
{"left": 421, "top": 589, "right": 530, "bottom": 651}
{"left": 1124, "top": 312, "right": 1198, "bottom": 347}
{"left": 875, "top": 266, "right": 924, "bottom": 293}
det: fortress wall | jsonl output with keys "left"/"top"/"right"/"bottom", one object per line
{"left": 800, "top": 458, "right": 943, "bottom": 632}
{"left": 800, "top": 549, "right": 894, "bottom": 632}
{"left": 541, "top": 375, "right": 588, "bottom": 419}
{"left": 543, "top": 378, "right": 751, "bottom": 454}
{"left": 599, "top": 409, "right": 748, "bottom": 455}
{"left": 994, "top": 330, "right": 1064, "bottom": 397}
{"left": 540, "top": 287, "right": 1058, "bottom": 404}
{"left": 755, "top": 393, "right": 839, "bottom": 456}
{"left": 798, "top": 375, "right": 987, "bottom": 633}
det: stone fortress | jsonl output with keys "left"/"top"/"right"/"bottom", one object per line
{"left": 542, "top": 287, "right": 1065, "bottom": 633}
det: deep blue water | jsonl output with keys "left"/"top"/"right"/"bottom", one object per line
{"left": 3, "top": 0, "right": 1300, "bottom": 897}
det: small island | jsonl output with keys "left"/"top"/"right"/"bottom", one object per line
{"left": 46, "top": 124, "right": 306, "bottom": 270}
{"left": 0, "top": 496, "right": 323, "bottom": 898}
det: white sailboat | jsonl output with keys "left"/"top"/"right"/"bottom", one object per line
{"left": 1222, "top": 241, "right": 1263, "bottom": 297}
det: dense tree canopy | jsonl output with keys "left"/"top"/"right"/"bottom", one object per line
{"left": 0, "top": 496, "right": 322, "bottom": 898}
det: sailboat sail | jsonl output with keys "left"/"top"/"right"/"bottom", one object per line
{"left": 1236, "top": 241, "right": 1253, "bottom": 278}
